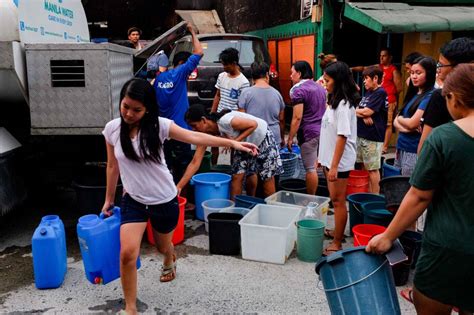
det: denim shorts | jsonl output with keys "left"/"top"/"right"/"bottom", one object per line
{"left": 120, "top": 194, "right": 179, "bottom": 234}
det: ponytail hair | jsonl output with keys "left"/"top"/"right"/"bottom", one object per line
{"left": 186, "top": 104, "right": 231, "bottom": 123}
{"left": 318, "top": 53, "right": 337, "bottom": 70}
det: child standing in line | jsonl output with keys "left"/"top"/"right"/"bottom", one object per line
{"left": 319, "top": 61, "right": 359, "bottom": 255}
{"left": 211, "top": 47, "right": 250, "bottom": 113}
{"left": 355, "top": 66, "right": 388, "bottom": 194}
{"left": 211, "top": 48, "right": 250, "bottom": 164}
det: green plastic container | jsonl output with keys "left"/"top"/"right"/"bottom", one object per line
{"left": 192, "top": 150, "right": 212, "bottom": 173}
{"left": 297, "top": 219, "right": 325, "bottom": 262}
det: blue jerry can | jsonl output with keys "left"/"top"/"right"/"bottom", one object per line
{"left": 32, "top": 215, "right": 67, "bottom": 289}
{"left": 77, "top": 207, "right": 140, "bottom": 285}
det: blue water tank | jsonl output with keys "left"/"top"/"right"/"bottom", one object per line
{"left": 191, "top": 173, "right": 231, "bottom": 221}
{"left": 316, "top": 247, "right": 401, "bottom": 315}
{"left": 32, "top": 215, "right": 67, "bottom": 289}
{"left": 77, "top": 207, "right": 140, "bottom": 285}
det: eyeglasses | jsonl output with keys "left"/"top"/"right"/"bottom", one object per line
{"left": 436, "top": 62, "right": 453, "bottom": 69}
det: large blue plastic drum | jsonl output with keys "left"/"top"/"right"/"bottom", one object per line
{"left": 191, "top": 173, "right": 231, "bottom": 221}
{"left": 316, "top": 247, "right": 401, "bottom": 315}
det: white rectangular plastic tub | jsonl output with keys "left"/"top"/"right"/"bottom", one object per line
{"left": 239, "top": 204, "right": 301, "bottom": 264}
{"left": 265, "top": 191, "right": 330, "bottom": 225}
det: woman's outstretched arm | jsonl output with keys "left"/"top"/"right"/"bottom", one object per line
{"left": 169, "top": 123, "right": 258, "bottom": 155}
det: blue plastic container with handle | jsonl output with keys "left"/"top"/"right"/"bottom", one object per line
{"left": 32, "top": 215, "right": 67, "bottom": 289}
{"left": 77, "top": 207, "right": 140, "bottom": 285}
{"left": 347, "top": 193, "right": 386, "bottom": 235}
{"left": 316, "top": 247, "right": 401, "bottom": 315}
{"left": 191, "top": 173, "right": 231, "bottom": 221}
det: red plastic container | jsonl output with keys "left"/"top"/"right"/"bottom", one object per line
{"left": 346, "top": 170, "right": 369, "bottom": 195}
{"left": 147, "top": 196, "right": 186, "bottom": 246}
{"left": 352, "top": 224, "right": 386, "bottom": 246}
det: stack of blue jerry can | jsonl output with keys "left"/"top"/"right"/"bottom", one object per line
{"left": 32, "top": 215, "right": 67, "bottom": 289}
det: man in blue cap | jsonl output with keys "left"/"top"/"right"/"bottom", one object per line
{"left": 150, "top": 23, "right": 203, "bottom": 183}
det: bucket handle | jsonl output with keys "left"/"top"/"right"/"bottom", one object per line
{"left": 190, "top": 179, "right": 194, "bottom": 186}
{"left": 322, "top": 260, "right": 388, "bottom": 292}
{"left": 353, "top": 203, "right": 363, "bottom": 214}
{"left": 214, "top": 182, "right": 221, "bottom": 188}
{"left": 99, "top": 206, "right": 119, "bottom": 219}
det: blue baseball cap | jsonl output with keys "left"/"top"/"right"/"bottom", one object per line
{"left": 147, "top": 52, "right": 169, "bottom": 71}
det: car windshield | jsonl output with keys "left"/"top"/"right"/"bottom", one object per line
{"left": 200, "top": 39, "right": 268, "bottom": 65}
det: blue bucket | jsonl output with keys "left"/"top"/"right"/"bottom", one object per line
{"left": 383, "top": 161, "right": 402, "bottom": 178}
{"left": 191, "top": 173, "right": 232, "bottom": 221}
{"left": 361, "top": 201, "right": 394, "bottom": 227}
{"left": 234, "top": 195, "right": 265, "bottom": 209}
{"left": 316, "top": 247, "right": 401, "bottom": 315}
{"left": 347, "top": 193, "right": 385, "bottom": 235}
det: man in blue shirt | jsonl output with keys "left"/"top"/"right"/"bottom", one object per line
{"left": 151, "top": 23, "right": 203, "bottom": 183}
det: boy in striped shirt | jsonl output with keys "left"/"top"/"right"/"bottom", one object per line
{"left": 211, "top": 48, "right": 250, "bottom": 113}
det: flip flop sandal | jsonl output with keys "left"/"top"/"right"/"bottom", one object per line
{"left": 160, "top": 254, "right": 177, "bottom": 283}
{"left": 400, "top": 288, "right": 460, "bottom": 313}
{"left": 400, "top": 287, "right": 414, "bottom": 304}
{"left": 324, "top": 229, "right": 335, "bottom": 239}
{"left": 322, "top": 246, "right": 342, "bottom": 257}
{"left": 324, "top": 229, "right": 346, "bottom": 242}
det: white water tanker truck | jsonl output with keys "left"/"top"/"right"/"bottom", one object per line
{"left": 0, "top": 0, "right": 189, "bottom": 216}
{"left": 0, "top": 0, "right": 137, "bottom": 215}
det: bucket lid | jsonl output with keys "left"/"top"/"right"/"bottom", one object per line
{"left": 315, "top": 246, "right": 367, "bottom": 274}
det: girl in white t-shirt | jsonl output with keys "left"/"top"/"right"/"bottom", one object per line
{"left": 319, "top": 61, "right": 359, "bottom": 256}
{"left": 102, "top": 78, "right": 257, "bottom": 315}
{"left": 186, "top": 104, "right": 283, "bottom": 198}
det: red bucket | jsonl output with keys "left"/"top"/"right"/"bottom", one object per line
{"left": 352, "top": 224, "right": 386, "bottom": 246}
{"left": 147, "top": 196, "right": 187, "bottom": 246}
{"left": 347, "top": 170, "right": 369, "bottom": 195}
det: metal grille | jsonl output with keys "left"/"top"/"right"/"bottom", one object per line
{"left": 50, "top": 59, "right": 85, "bottom": 87}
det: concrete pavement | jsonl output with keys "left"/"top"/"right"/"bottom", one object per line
{"left": 0, "top": 210, "right": 418, "bottom": 314}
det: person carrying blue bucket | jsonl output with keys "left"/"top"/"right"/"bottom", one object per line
{"left": 366, "top": 64, "right": 474, "bottom": 315}
{"left": 186, "top": 104, "right": 283, "bottom": 198}
{"left": 101, "top": 78, "right": 258, "bottom": 315}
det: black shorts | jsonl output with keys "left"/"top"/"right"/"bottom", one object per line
{"left": 324, "top": 167, "right": 350, "bottom": 179}
{"left": 414, "top": 241, "right": 474, "bottom": 312}
{"left": 120, "top": 193, "right": 179, "bottom": 234}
